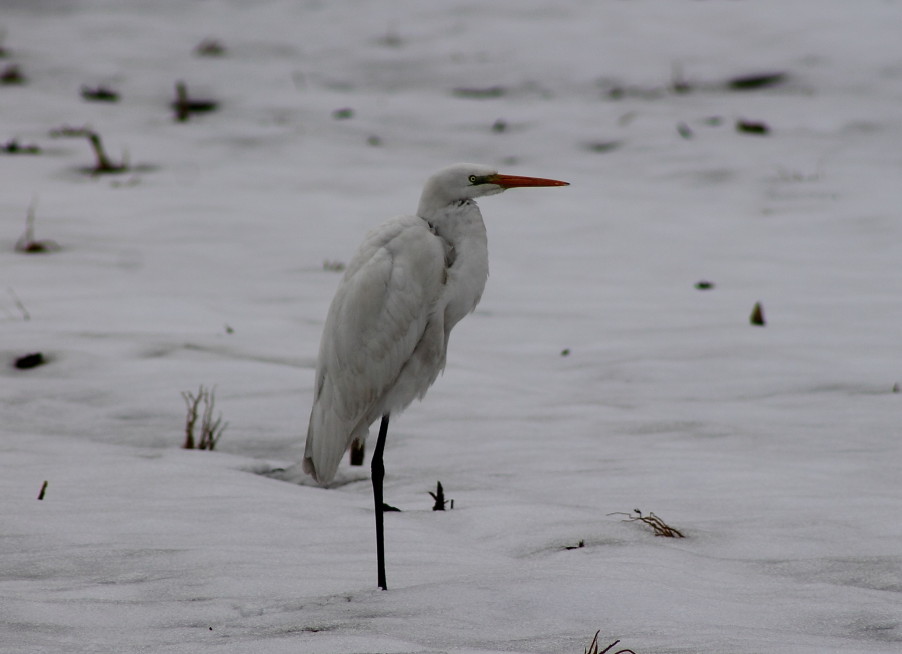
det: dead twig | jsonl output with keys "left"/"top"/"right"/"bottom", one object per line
{"left": 49, "top": 125, "right": 128, "bottom": 174}
{"left": 7, "top": 287, "right": 31, "bottom": 321}
{"left": 584, "top": 630, "right": 638, "bottom": 654}
{"left": 609, "top": 509, "right": 685, "bottom": 538}
{"left": 429, "top": 481, "right": 452, "bottom": 510}
{"left": 172, "top": 81, "right": 218, "bottom": 122}
{"left": 199, "top": 387, "right": 226, "bottom": 449}
{"left": 181, "top": 385, "right": 227, "bottom": 450}
{"left": 15, "top": 199, "right": 59, "bottom": 254}
{"left": 81, "top": 85, "right": 120, "bottom": 102}
{"left": 181, "top": 389, "right": 202, "bottom": 450}
{"left": 750, "top": 301, "right": 766, "bottom": 326}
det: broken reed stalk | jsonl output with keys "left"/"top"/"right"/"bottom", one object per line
{"left": 610, "top": 509, "right": 685, "bottom": 538}
{"left": 86, "top": 131, "right": 122, "bottom": 173}
{"left": 750, "top": 301, "right": 766, "bottom": 326}
{"left": 429, "top": 481, "right": 446, "bottom": 511}
{"left": 49, "top": 125, "right": 128, "bottom": 174}
{"left": 172, "top": 81, "right": 218, "bottom": 122}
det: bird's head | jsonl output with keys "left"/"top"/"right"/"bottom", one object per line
{"left": 418, "top": 163, "right": 569, "bottom": 215}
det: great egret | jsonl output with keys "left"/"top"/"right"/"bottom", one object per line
{"left": 304, "top": 163, "right": 569, "bottom": 589}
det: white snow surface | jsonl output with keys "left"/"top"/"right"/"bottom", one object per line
{"left": 2, "top": 1, "right": 901, "bottom": 652}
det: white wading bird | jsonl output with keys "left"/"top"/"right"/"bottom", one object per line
{"left": 303, "top": 163, "right": 569, "bottom": 590}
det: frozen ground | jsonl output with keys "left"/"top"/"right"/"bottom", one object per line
{"left": 2, "top": 1, "right": 901, "bottom": 652}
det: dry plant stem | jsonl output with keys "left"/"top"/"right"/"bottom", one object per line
{"left": 609, "top": 509, "right": 685, "bottom": 538}
{"left": 49, "top": 126, "right": 126, "bottom": 174}
{"left": 15, "top": 200, "right": 59, "bottom": 253}
{"left": 175, "top": 82, "right": 190, "bottom": 121}
{"left": 429, "top": 481, "right": 446, "bottom": 510}
{"left": 7, "top": 287, "right": 31, "bottom": 321}
{"left": 199, "top": 387, "right": 226, "bottom": 449}
{"left": 181, "top": 389, "right": 202, "bottom": 449}
{"left": 584, "top": 631, "right": 638, "bottom": 654}
{"left": 173, "top": 81, "right": 217, "bottom": 121}
{"left": 87, "top": 131, "right": 121, "bottom": 173}
{"left": 181, "top": 385, "right": 227, "bottom": 450}
{"left": 750, "top": 301, "right": 766, "bottom": 326}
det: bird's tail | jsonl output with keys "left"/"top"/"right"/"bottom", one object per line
{"left": 304, "top": 407, "right": 366, "bottom": 486}
{"left": 301, "top": 452, "right": 320, "bottom": 483}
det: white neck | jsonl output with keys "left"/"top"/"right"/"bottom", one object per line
{"left": 419, "top": 200, "right": 489, "bottom": 331}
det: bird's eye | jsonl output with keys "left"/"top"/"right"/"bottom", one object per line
{"left": 468, "top": 175, "right": 478, "bottom": 184}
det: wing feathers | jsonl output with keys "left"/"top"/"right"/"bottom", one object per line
{"left": 304, "top": 217, "right": 446, "bottom": 484}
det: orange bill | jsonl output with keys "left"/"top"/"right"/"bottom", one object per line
{"left": 488, "top": 173, "right": 570, "bottom": 188}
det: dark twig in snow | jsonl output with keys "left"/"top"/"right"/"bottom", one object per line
{"left": 429, "top": 481, "right": 450, "bottom": 510}
{"left": 181, "top": 385, "right": 227, "bottom": 450}
{"left": 750, "top": 301, "right": 766, "bottom": 326}
{"left": 49, "top": 125, "right": 129, "bottom": 174}
{"left": 173, "top": 81, "right": 218, "bottom": 122}
{"left": 15, "top": 199, "right": 59, "bottom": 254}
{"left": 610, "top": 509, "right": 685, "bottom": 538}
{"left": 584, "top": 630, "right": 638, "bottom": 654}
{"left": 81, "top": 85, "right": 119, "bottom": 102}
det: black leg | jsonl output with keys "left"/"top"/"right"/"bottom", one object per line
{"left": 372, "top": 414, "right": 390, "bottom": 590}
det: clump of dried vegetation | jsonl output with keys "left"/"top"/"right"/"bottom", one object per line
{"left": 584, "top": 631, "right": 637, "bottom": 654}
{"left": 610, "top": 509, "right": 685, "bottom": 538}
{"left": 181, "top": 385, "right": 227, "bottom": 450}
{"left": 429, "top": 481, "right": 453, "bottom": 510}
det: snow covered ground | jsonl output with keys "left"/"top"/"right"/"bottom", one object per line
{"left": 2, "top": 1, "right": 901, "bottom": 652}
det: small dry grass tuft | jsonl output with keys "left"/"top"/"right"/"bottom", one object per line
{"left": 584, "top": 631, "right": 637, "bottom": 654}
{"left": 610, "top": 509, "right": 684, "bottom": 538}
{"left": 181, "top": 385, "right": 227, "bottom": 450}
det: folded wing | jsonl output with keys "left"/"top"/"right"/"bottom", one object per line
{"left": 304, "top": 216, "right": 447, "bottom": 484}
